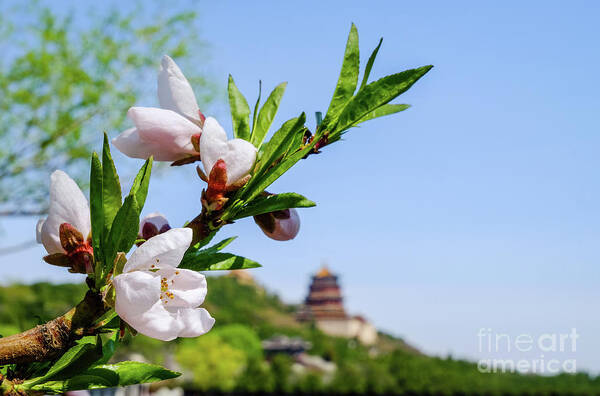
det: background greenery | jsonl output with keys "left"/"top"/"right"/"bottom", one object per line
{"left": 0, "top": 3, "right": 213, "bottom": 216}
{"left": 1, "top": 277, "right": 598, "bottom": 395}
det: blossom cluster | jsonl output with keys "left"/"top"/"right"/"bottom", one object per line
{"left": 36, "top": 56, "right": 301, "bottom": 341}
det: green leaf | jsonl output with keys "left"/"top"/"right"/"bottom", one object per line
{"left": 228, "top": 74, "right": 251, "bottom": 140}
{"left": 28, "top": 371, "right": 116, "bottom": 393}
{"left": 335, "top": 65, "right": 433, "bottom": 133}
{"left": 199, "top": 237, "right": 237, "bottom": 254}
{"left": 360, "top": 37, "right": 383, "bottom": 89}
{"left": 322, "top": 23, "right": 360, "bottom": 128}
{"left": 238, "top": 114, "right": 306, "bottom": 204}
{"left": 129, "top": 157, "right": 153, "bottom": 210}
{"left": 96, "top": 331, "right": 119, "bottom": 365}
{"left": 251, "top": 82, "right": 287, "bottom": 147}
{"left": 97, "top": 362, "right": 180, "bottom": 387}
{"left": 101, "top": 133, "right": 122, "bottom": 234}
{"left": 105, "top": 194, "right": 139, "bottom": 266}
{"left": 250, "top": 80, "right": 262, "bottom": 137}
{"left": 180, "top": 252, "right": 261, "bottom": 271}
{"left": 255, "top": 114, "right": 305, "bottom": 173}
{"left": 27, "top": 336, "right": 102, "bottom": 385}
{"left": 29, "top": 362, "right": 179, "bottom": 393}
{"left": 244, "top": 138, "right": 317, "bottom": 201}
{"left": 89, "top": 152, "right": 104, "bottom": 280}
{"left": 101, "top": 158, "right": 152, "bottom": 265}
{"left": 353, "top": 103, "right": 410, "bottom": 126}
{"left": 233, "top": 193, "right": 315, "bottom": 220}
{"left": 189, "top": 231, "right": 217, "bottom": 251}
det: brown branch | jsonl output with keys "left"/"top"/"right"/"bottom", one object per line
{"left": 0, "top": 290, "right": 108, "bottom": 366}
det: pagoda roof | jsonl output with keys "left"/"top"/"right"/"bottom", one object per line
{"left": 316, "top": 266, "right": 333, "bottom": 278}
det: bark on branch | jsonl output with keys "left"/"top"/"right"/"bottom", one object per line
{"left": 0, "top": 290, "right": 108, "bottom": 366}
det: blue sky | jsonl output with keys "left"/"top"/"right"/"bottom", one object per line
{"left": 1, "top": 1, "right": 599, "bottom": 373}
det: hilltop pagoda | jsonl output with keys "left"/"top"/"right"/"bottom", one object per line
{"left": 297, "top": 266, "right": 378, "bottom": 345}
{"left": 297, "top": 266, "right": 347, "bottom": 320}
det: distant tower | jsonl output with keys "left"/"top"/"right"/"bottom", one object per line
{"left": 297, "top": 266, "right": 378, "bottom": 345}
{"left": 299, "top": 266, "right": 347, "bottom": 320}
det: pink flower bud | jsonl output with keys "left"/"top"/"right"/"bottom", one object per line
{"left": 38, "top": 171, "right": 93, "bottom": 274}
{"left": 254, "top": 208, "right": 300, "bottom": 241}
{"left": 139, "top": 212, "right": 171, "bottom": 242}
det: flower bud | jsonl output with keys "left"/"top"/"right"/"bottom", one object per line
{"left": 254, "top": 208, "right": 300, "bottom": 241}
{"left": 38, "top": 171, "right": 93, "bottom": 274}
{"left": 199, "top": 117, "right": 256, "bottom": 209}
{"left": 138, "top": 212, "right": 171, "bottom": 243}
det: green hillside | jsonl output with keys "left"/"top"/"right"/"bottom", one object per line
{"left": 0, "top": 277, "right": 598, "bottom": 395}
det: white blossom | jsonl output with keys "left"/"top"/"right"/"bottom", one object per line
{"left": 200, "top": 117, "right": 257, "bottom": 187}
{"left": 113, "top": 55, "right": 203, "bottom": 162}
{"left": 113, "top": 228, "right": 215, "bottom": 341}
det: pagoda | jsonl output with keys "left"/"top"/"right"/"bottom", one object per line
{"left": 297, "top": 266, "right": 378, "bottom": 345}
{"left": 297, "top": 266, "right": 346, "bottom": 321}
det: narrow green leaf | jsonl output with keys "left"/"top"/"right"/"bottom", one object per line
{"left": 105, "top": 194, "right": 139, "bottom": 266}
{"left": 189, "top": 231, "right": 217, "bottom": 251}
{"left": 97, "top": 361, "right": 180, "bottom": 386}
{"left": 28, "top": 337, "right": 101, "bottom": 385}
{"left": 200, "top": 237, "right": 237, "bottom": 254}
{"left": 180, "top": 252, "right": 261, "bottom": 271}
{"left": 251, "top": 81, "right": 287, "bottom": 147}
{"left": 101, "top": 134, "right": 122, "bottom": 234}
{"left": 322, "top": 23, "right": 360, "bottom": 128}
{"left": 241, "top": 113, "right": 306, "bottom": 200}
{"left": 28, "top": 372, "right": 116, "bottom": 393}
{"left": 129, "top": 157, "right": 153, "bottom": 210}
{"left": 251, "top": 80, "right": 262, "bottom": 136}
{"left": 89, "top": 152, "right": 104, "bottom": 280}
{"left": 184, "top": 237, "right": 236, "bottom": 260}
{"left": 246, "top": 138, "right": 317, "bottom": 200}
{"left": 255, "top": 114, "right": 305, "bottom": 173}
{"left": 240, "top": 114, "right": 306, "bottom": 203}
{"left": 360, "top": 37, "right": 383, "bottom": 89}
{"left": 335, "top": 65, "right": 433, "bottom": 133}
{"left": 232, "top": 193, "right": 315, "bottom": 220}
{"left": 353, "top": 103, "right": 410, "bottom": 126}
{"left": 29, "top": 362, "right": 179, "bottom": 392}
{"left": 228, "top": 74, "right": 251, "bottom": 140}
{"left": 95, "top": 331, "right": 119, "bottom": 365}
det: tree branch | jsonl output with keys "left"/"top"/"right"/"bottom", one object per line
{"left": 0, "top": 290, "right": 108, "bottom": 366}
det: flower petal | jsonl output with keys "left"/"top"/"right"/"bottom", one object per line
{"left": 41, "top": 171, "right": 91, "bottom": 254}
{"left": 124, "top": 300, "right": 181, "bottom": 341}
{"left": 112, "top": 128, "right": 178, "bottom": 161}
{"left": 200, "top": 117, "right": 257, "bottom": 186}
{"left": 175, "top": 308, "right": 215, "bottom": 338}
{"left": 124, "top": 228, "right": 192, "bottom": 273}
{"left": 157, "top": 55, "right": 201, "bottom": 123}
{"left": 156, "top": 267, "right": 207, "bottom": 308}
{"left": 114, "top": 270, "right": 161, "bottom": 318}
{"left": 127, "top": 107, "right": 201, "bottom": 161}
{"left": 36, "top": 218, "right": 46, "bottom": 243}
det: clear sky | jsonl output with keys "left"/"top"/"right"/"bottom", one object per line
{"left": 1, "top": 1, "right": 599, "bottom": 373}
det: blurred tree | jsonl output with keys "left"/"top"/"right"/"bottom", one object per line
{"left": 0, "top": 2, "right": 213, "bottom": 216}
{"left": 270, "top": 354, "right": 293, "bottom": 393}
{"left": 175, "top": 333, "right": 247, "bottom": 392}
{"left": 236, "top": 360, "right": 276, "bottom": 394}
{"left": 297, "top": 372, "right": 324, "bottom": 394}
{"left": 212, "top": 324, "right": 264, "bottom": 362}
